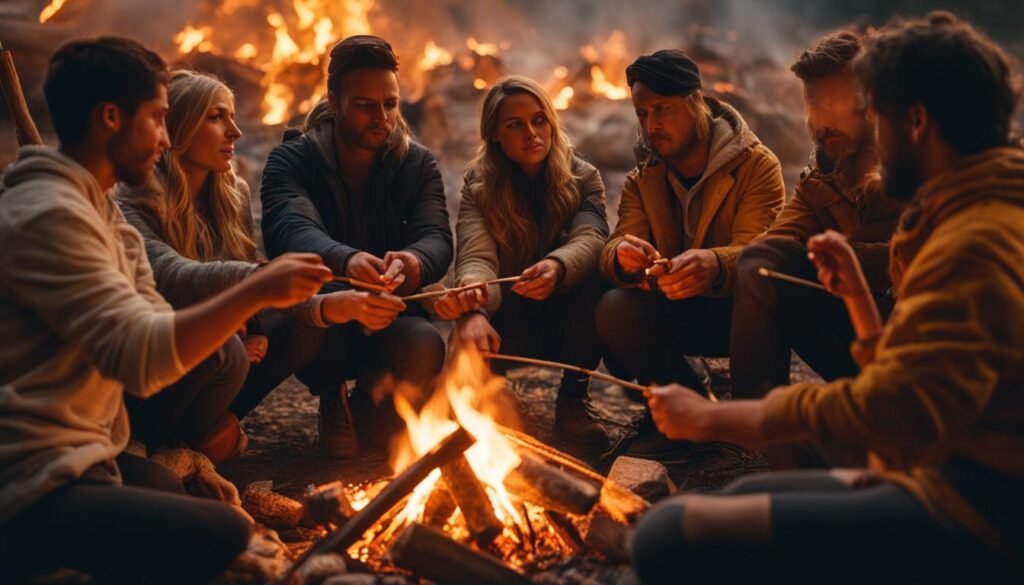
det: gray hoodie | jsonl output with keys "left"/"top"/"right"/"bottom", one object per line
{"left": 0, "top": 146, "right": 186, "bottom": 523}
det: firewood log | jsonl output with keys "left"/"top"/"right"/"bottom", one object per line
{"left": 389, "top": 523, "right": 531, "bottom": 585}
{"left": 441, "top": 454, "right": 503, "bottom": 546}
{"left": 503, "top": 452, "right": 600, "bottom": 515}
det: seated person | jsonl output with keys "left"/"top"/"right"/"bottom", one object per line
{"left": 0, "top": 37, "right": 331, "bottom": 583}
{"left": 631, "top": 14, "right": 1024, "bottom": 583}
{"left": 118, "top": 70, "right": 401, "bottom": 463}
{"left": 260, "top": 36, "right": 452, "bottom": 457}
{"left": 433, "top": 76, "right": 610, "bottom": 447}
{"left": 729, "top": 31, "right": 904, "bottom": 400}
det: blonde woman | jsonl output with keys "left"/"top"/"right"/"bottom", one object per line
{"left": 435, "top": 76, "right": 610, "bottom": 446}
{"left": 118, "top": 70, "right": 400, "bottom": 460}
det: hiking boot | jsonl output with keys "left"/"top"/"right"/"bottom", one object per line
{"left": 554, "top": 392, "right": 608, "bottom": 447}
{"left": 627, "top": 410, "right": 690, "bottom": 458}
{"left": 318, "top": 383, "right": 359, "bottom": 459}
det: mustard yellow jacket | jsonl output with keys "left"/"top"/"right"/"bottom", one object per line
{"left": 600, "top": 96, "right": 785, "bottom": 295}
{"left": 764, "top": 147, "right": 1024, "bottom": 561}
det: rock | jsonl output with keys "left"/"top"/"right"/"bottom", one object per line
{"left": 297, "top": 553, "right": 348, "bottom": 585}
{"left": 607, "top": 456, "right": 676, "bottom": 502}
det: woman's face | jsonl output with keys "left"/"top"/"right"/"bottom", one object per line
{"left": 182, "top": 88, "right": 241, "bottom": 175}
{"left": 493, "top": 92, "right": 552, "bottom": 177}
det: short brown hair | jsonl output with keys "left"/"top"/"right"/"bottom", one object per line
{"left": 44, "top": 37, "right": 168, "bottom": 146}
{"left": 791, "top": 31, "right": 862, "bottom": 81}
{"left": 854, "top": 11, "right": 1020, "bottom": 155}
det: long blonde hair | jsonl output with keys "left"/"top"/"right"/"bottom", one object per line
{"left": 467, "top": 76, "right": 579, "bottom": 265}
{"left": 133, "top": 70, "right": 256, "bottom": 261}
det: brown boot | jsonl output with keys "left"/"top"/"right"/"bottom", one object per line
{"left": 318, "top": 383, "right": 359, "bottom": 459}
{"left": 195, "top": 412, "right": 247, "bottom": 466}
{"left": 554, "top": 392, "right": 607, "bottom": 447}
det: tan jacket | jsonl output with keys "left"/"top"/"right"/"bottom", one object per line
{"left": 454, "top": 157, "right": 608, "bottom": 314}
{"left": 763, "top": 147, "right": 1024, "bottom": 561}
{"left": 0, "top": 147, "right": 186, "bottom": 523}
{"left": 738, "top": 156, "right": 904, "bottom": 293}
{"left": 600, "top": 97, "right": 785, "bottom": 295}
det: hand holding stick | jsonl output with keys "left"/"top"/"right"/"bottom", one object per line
{"left": 757, "top": 267, "right": 827, "bottom": 292}
{"left": 403, "top": 276, "right": 522, "bottom": 302}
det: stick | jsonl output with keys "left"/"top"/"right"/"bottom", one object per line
{"left": 0, "top": 40, "right": 43, "bottom": 146}
{"left": 481, "top": 352, "right": 648, "bottom": 393}
{"left": 757, "top": 267, "right": 828, "bottom": 292}
{"left": 389, "top": 523, "right": 532, "bottom": 585}
{"left": 401, "top": 276, "right": 522, "bottom": 302}
{"left": 331, "top": 275, "right": 392, "bottom": 294}
{"left": 276, "top": 426, "right": 476, "bottom": 585}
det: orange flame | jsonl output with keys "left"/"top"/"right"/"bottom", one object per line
{"left": 39, "top": 0, "right": 68, "bottom": 23}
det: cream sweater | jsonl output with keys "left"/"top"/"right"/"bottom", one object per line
{"left": 0, "top": 147, "right": 186, "bottom": 523}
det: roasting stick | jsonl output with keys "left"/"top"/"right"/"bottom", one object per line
{"left": 402, "top": 276, "right": 522, "bottom": 302}
{"left": 331, "top": 275, "right": 393, "bottom": 294}
{"left": 481, "top": 352, "right": 720, "bottom": 403}
{"left": 481, "top": 352, "right": 648, "bottom": 392}
{"left": 757, "top": 267, "right": 828, "bottom": 292}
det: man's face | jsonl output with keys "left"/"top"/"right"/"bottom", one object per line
{"left": 873, "top": 106, "right": 921, "bottom": 201}
{"left": 803, "top": 73, "right": 873, "bottom": 168}
{"left": 109, "top": 83, "right": 170, "bottom": 187}
{"left": 332, "top": 68, "right": 400, "bottom": 152}
{"left": 631, "top": 81, "right": 702, "bottom": 163}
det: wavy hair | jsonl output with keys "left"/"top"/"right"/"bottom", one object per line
{"left": 123, "top": 70, "right": 256, "bottom": 261}
{"left": 466, "top": 76, "right": 580, "bottom": 265}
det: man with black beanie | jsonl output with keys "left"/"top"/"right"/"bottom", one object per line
{"left": 595, "top": 49, "right": 784, "bottom": 454}
{"left": 260, "top": 35, "right": 451, "bottom": 458}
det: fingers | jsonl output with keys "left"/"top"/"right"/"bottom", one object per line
{"left": 624, "top": 234, "right": 658, "bottom": 258}
{"left": 364, "top": 292, "right": 407, "bottom": 312}
{"left": 382, "top": 257, "right": 405, "bottom": 284}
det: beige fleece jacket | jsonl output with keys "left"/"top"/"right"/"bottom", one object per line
{"left": 0, "top": 147, "right": 186, "bottom": 523}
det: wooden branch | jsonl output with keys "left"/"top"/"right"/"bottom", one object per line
{"left": 503, "top": 452, "right": 600, "bottom": 515}
{"left": 482, "top": 351, "right": 648, "bottom": 393}
{"left": 303, "top": 480, "right": 357, "bottom": 526}
{"left": 497, "top": 425, "right": 649, "bottom": 523}
{"left": 423, "top": 484, "right": 457, "bottom": 528}
{"left": 241, "top": 484, "right": 304, "bottom": 530}
{"left": 757, "top": 267, "right": 827, "bottom": 292}
{"left": 389, "top": 523, "right": 532, "bottom": 585}
{"left": 440, "top": 455, "right": 503, "bottom": 546}
{"left": 0, "top": 41, "right": 42, "bottom": 146}
{"left": 401, "top": 276, "right": 522, "bottom": 302}
{"left": 276, "top": 426, "right": 476, "bottom": 585}
{"left": 331, "top": 275, "right": 392, "bottom": 294}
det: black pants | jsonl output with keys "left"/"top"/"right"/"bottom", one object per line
{"left": 0, "top": 453, "right": 250, "bottom": 584}
{"left": 489, "top": 273, "right": 607, "bottom": 397}
{"left": 630, "top": 470, "right": 1010, "bottom": 584}
{"left": 730, "top": 237, "right": 893, "bottom": 399}
{"left": 127, "top": 335, "right": 249, "bottom": 448}
{"left": 300, "top": 313, "right": 445, "bottom": 407}
{"left": 596, "top": 287, "right": 733, "bottom": 390}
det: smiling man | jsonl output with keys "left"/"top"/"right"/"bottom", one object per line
{"left": 595, "top": 49, "right": 784, "bottom": 452}
{"left": 260, "top": 35, "right": 451, "bottom": 458}
{"left": 728, "top": 32, "right": 906, "bottom": 403}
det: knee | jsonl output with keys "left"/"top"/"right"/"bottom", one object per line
{"left": 717, "top": 472, "right": 780, "bottom": 495}
{"left": 189, "top": 503, "right": 252, "bottom": 574}
{"left": 631, "top": 498, "right": 689, "bottom": 584}
{"left": 595, "top": 289, "right": 636, "bottom": 344}
{"left": 216, "top": 335, "right": 251, "bottom": 388}
{"left": 398, "top": 320, "right": 445, "bottom": 375}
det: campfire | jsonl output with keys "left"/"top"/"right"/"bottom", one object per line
{"left": 241, "top": 348, "right": 648, "bottom": 584}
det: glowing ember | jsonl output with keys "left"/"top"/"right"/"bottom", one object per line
{"left": 553, "top": 86, "right": 575, "bottom": 110}
{"left": 473, "top": 78, "right": 488, "bottom": 90}
{"left": 234, "top": 43, "right": 258, "bottom": 60}
{"left": 174, "top": 24, "right": 214, "bottom": 55}
{"left": 466, "top": 37, "right": 500, "bottom": 57}
{"left": 419, "top": 41, "right": 453, "bottom": 71}
{"left": 553, "top": 66, "right": 569, "bottom": 79}
{"left": 38, "top": 0, "right": 68, "bottom": 23}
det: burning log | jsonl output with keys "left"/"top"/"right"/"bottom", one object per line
{"left": 278, "top": 426, "right": 476, "bottom": 585}
{"left": 583, "top": 510, "right": 630, "bottom": 562}
{"left": 503, "top": 452, "right": 600, "bottom": 516}
{"left": 304, "top": 480, "right": 357, "bottom": 526}
{"left": 440, "top": 454, "right": 503, "bottom": 546}
{"left": 544, "top": 510, "right": 584, "bottom": 553}
{"left": 499, "top": 424, "right": 649, "bottom": 522}
{"left": 423, "top": 484, "right": 457, "bottom": 528}
{"left": 388, "top": 523, "right": 532, "bottom": 585}
{"left": 241, "top": 483, "right": 305, "bottom": 530}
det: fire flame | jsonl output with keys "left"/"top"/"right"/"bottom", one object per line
{"left": 38, "top": 0, "right": 67, "bottom": 23}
